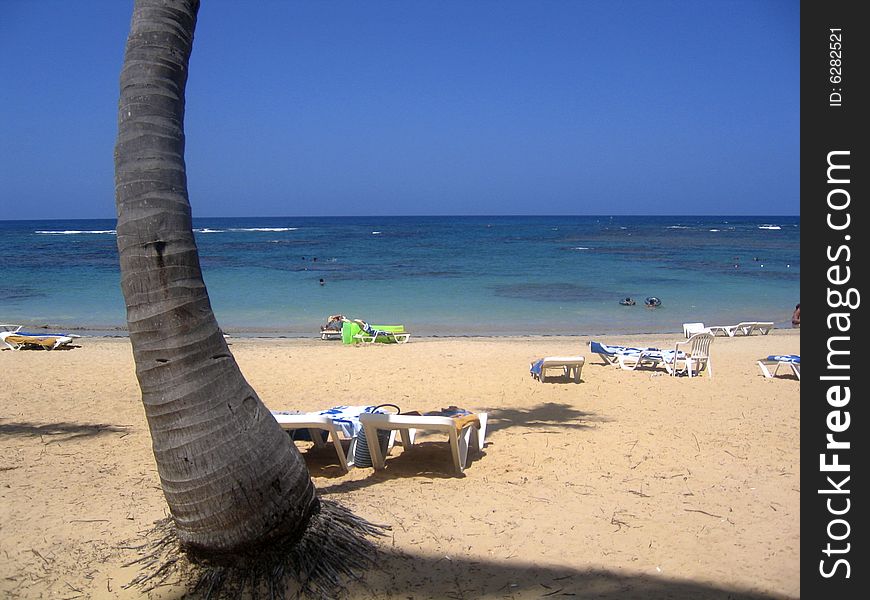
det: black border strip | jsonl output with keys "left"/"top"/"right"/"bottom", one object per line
{"left": 801, "top": 1, "right": 866, "bottom": 596}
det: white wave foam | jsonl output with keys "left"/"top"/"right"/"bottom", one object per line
{"left": 228, "top": 227, "right": 298, "bottom": 232}
{"left": 759, "top": 225, "right": 781, "bottom": 230}
{"left": 572, "top": 247, "right": 591, "bottom": 250}
{"left": 667, "top": 226, "right": 690, "bottom": 229}
{"left": 36, "top": 230, "right": 116, "bottom": 235}
{"left": 371, "top": 231, "right": 382, "bottom": 235}
{"left": 194, "top": 228, "right": 224, "bottom": 233}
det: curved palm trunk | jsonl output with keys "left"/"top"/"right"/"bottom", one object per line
{"left": 114, "top": 0, "right": 316, "bottom": 556}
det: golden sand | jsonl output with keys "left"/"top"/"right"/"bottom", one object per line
{"left": 0, "top": 330, "right": 799, "bottom": 599}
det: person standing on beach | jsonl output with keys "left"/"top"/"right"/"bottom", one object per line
{"left": 791, "top": 303, "right": 800, "bottom": 327}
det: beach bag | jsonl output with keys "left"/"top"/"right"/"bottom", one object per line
{"left": 353, "top": 404, "right": 400, "bottom": 467}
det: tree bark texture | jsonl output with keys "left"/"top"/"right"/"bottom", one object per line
{"left": 114, "top": 0, "right": 316, "bottom": 555}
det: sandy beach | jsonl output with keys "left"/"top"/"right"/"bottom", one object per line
{"left": 0, "top": 330, "right": 800, "bottom": 599}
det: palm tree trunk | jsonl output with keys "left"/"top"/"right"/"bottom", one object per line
{"left": 114, "top": 0, "right": 316, "bottom": 555}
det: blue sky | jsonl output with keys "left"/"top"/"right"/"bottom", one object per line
{"left": 1, "top": 0, "right": 799, "bottom": 219}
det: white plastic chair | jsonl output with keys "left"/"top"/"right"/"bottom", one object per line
{"left": 682, "top": 322, "right": 709, "bottom": 338}
{"left": 664, "top": 332, "right": 714, "bottom": 377}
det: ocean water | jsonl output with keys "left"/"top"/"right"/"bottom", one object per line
{"left": 0, "top": 216, "right": 799, "bottom": 337}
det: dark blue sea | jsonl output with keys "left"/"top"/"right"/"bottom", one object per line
{"left": 0, "top": 216, "right": 799, "bottom": 336}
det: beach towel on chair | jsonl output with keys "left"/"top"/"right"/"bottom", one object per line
{"left": 417, "top": 406, "right": 482, "bottom": 435}
{"left": 767, "top": 354, "right": 800, "bottom": 363}
{"left": 317, "top": 405, "right": 385, "bottom": 437}
{"left": 272, "top": 405, "right": 386, "bottom": 438}
{"left": 359, "top": 321, "right": 393, "bottom": 338}
{"left": 424, "top": 406, "right": 473, "bottom": 418}
{"left": 589, "top": 341, "right": 653, "bottom": 365}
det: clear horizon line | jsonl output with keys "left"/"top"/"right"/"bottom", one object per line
{"left": 1, "top": 213, "right": 801, "bottom": 222}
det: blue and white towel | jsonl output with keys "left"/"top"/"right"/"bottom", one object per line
{"left": 317, "top": 405, "right": 383, "bottom": 437}
{"left": 359, "top": 321, "right": 393, "bottom": 338}
{"left": 639, "top": 348, "right": 687, "bottom": 362}
{"left": 590, "top": 341, "right": 653, "bottom": 356}
{"left": 271, "top": 405, "right": 383, "bottom": 438}
{"left": 768, "top": 354, "right": 800, "bottom": 363}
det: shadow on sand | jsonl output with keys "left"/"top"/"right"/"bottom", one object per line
{"left": 0, "top": 420, "right": 128, "bottom": 441}
{"left": 484, "top": 401, "right": 609, "bottom": 434}
{"left": 354, "top": 551, "right": 792, "bottom": 599}
{"left": 118, "top": 551, "right": 791, "bottom": 600}
{"left": 308, "top": 402, "right": 605, "bottom": 485}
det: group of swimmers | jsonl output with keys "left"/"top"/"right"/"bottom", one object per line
{"left": 620, "top": 297, "right": 661, "bottom": 308}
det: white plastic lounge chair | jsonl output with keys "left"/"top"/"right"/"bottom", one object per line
{"left": 682, "top": 322, "right": 709, "bottom": 338}
{"left": 751, "top": 322, "right": 775, "bottom": 335}
{"left": 358, "top": 410, "right": 488, "bottom": 474}
{"left": 319, "top": 314, "right": 346, "bottom": 340}
{"left": 757, "top": 354, "right": 800, "bottom": 380}
{"left": 591, "top": 340, "right": 666, "bottom": 371}
{"left": 354, "top": 330, "right": 411, "bottom": 344}
{"left": 273, "top": 412, "right": 359, "bottom": 471}
{"left": 710, "top": 321, "right": 773, "bottom": 337}
{"left": 707, "top": 322, "right": 756, "bottom": 337}
{"left": 271, "top": 405, "right": 398, "bottom": 472}
{"left": 588, "top": 341, "right": 647, "bottom": 366}
{"left": 616, "top": 347, "right": 671, "bottom": 372}
{"left": 663, "top": 332, "right": 714, "bottom": 377}
{"left": 617, "top": 332, "right": 713, "bottom": 377}
{"left": 529, "top": 356, "right": 585, "bottom": 383}
{"left": 708, "top": 321, "right": 774, "bottom": 337}
{"left": 1, "top": 330, "right": 77, "bottom": 350}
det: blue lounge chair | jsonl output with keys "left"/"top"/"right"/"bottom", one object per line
{"left": 757, "top": 354, "right": 800, "bottom": 380}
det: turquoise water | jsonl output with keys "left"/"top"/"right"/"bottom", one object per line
{"left": 0, "top": 216, "right": 799, "bottom": 336}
